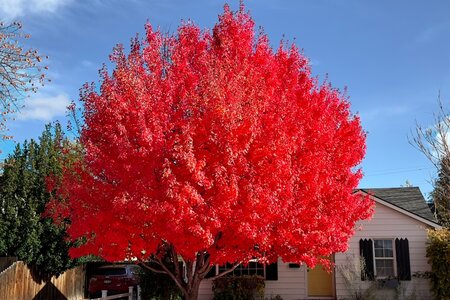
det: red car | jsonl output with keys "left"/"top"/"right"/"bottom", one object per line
{"left": 88, "top": 264, "right": 142, "bottom": 298}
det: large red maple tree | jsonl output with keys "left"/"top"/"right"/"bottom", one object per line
{"left": 49, "top": 5, "right": 373, "bottom": 299}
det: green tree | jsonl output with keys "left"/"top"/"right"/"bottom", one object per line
{"left": 0, "top": 122, "right": 74, "bottom": 277}
{"left": 426, "top": 228, "right": 450, "bottom": 299}
{"left": 411, "top": 97, "right": 450, "bottom": 227}
{"left": 430, "top": 156, "right": 450, "bottom": 226}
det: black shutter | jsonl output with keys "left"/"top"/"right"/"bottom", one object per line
{"left": 359, "top": 239, "right": 374, "bottom": 280}
{"left": 265, "top": 261, "right": 278, "bottom": 280}
{"left": 395, "top": 238, "right": 411, "bottom": 280}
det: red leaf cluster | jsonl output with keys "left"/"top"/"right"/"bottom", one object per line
{"left": 53, "top": 5, "right": 373, "bottom": 267}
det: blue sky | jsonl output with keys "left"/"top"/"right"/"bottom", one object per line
{"left": 1, "top": 0, "right": 450, "bottom": 198}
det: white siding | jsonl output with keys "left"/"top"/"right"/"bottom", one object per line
{"left": 198, "top": 278, "right": 213, "bottom": 300}
{"left": 199, "top": 200, "right": 434, "bottom": 300}
{"left": 198, "top": 259, "right": 308, "bottom": 300}
{"left": 265, "top": 259, "right": 307, "bottom": 300}
{"left": 335, "top": 201, "right": 433, "bottom": 300}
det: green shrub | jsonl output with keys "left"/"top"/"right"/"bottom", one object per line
{"left": 212, "top": 275, "right": 265, "bottom": 300}
{"left": 426, "top": 228, "right": 450, "bottom": 300}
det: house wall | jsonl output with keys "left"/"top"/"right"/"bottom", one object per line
{"left": 198, "top": 201, "right": 434, "bottom": 300}
{"left": 199, "top": 259, "right": 308, "bottom": 300}
{"left": 335, "top": 201, "right": 433, "bottom": 299}
{"left": 264, "top": 261, "right": 307, "bottom": 300}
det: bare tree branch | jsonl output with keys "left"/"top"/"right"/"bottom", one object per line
{"left": 0, "top": 21, "right": 48, "bottom": 141}
{"left": 209, "top": 261, "right": 241, "bottom": 281}
{"left": 137, "top": 258, "right": 167, "bottom": 275}
{"left": 409, "top": 93, "right": 450, "bottom": 226}
{"left": 154, "top": 253, "right": 188, "bottom": 296}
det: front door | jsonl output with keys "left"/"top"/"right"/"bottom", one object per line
{"left": 307, "top": 258, "right": 335, "bottom": 297}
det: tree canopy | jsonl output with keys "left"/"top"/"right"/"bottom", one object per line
{"left": 48, "top": 5, "right": 373, "bottom": 299}
{"left": 0, "top": 123, "right": 74, "bottom": 278}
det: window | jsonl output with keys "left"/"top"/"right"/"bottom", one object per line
{"left": 206, "top": 260, "right": 278, "bottom": 280}
{"left": 373, "top": 239, "right": 395, "bottom": 277}
{"left": 360, "top": 238, "right": 411, "bottom": 281}
{"left": 218, "top": 260, "right": 265, "bottom": 277}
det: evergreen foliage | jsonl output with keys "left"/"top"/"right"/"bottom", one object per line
{"left": 430, "top": 156, "right": 450, "bottom": 227}
{"left": 0, "top": 122, "right": 74, "bottom": 277}
{"left": 426, "top": 228, "right": 450, "bottom": 300}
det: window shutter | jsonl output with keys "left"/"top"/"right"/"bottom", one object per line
{"left": 265, "top": 261, "right": 278, "bottom": 280}
{"left": 395, "top": 238, "right": 411, "bottom": 280}
{"left": 359, "top": 239, "right": 374, "bottom": 280}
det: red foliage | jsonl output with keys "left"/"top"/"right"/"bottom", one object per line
{"left": 50, "top": 5, "right": 373, "bottom": 268}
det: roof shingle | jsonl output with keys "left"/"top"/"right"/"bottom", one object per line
{"left": 358, "top": 187, "right": 437, "bottom": 223}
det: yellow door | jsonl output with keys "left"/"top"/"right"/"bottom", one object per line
{"left": 307, "top": 260, "right": 334, "bottom": 297}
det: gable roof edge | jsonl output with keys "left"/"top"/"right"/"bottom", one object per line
{"left": 355, "top": 190, "right": 442, "bottom": 229}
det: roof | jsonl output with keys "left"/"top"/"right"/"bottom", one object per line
{"left": 357, "top": 187, "right": 437, "bottom": 224}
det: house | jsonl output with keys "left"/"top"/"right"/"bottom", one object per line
{"left": 198, "top": 187, "right": 441, "bottom": 300}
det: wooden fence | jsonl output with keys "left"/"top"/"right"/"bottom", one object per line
{"left": 91, "top": 286, "right": 141, "bottom": 300}
{"left": 0, "top": 261, "right": 85, "bottom": 300}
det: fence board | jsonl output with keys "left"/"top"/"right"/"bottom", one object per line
{"left": 0, "top": 261, "right": 86, "bottom": 300}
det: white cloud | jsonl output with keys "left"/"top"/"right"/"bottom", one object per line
{"left": 428, "top": 117, "right": 450, "bottom": 160}
{"left": 416, "top": 21, "right": 450, "bottom": 43}
{"left": 81, "top": 60, "right": 95, "bottom": 68}
{"left": 309, "top": 58, "right": 320, "bottom": 66}
{"left": 18, "top": 93, "right": 70, "bottom": 121}
{"left": 0, "top": 0, "right": 72, "bottom": 20}
{"left": 359, "top": 105, "right": 410, "bottom": 122}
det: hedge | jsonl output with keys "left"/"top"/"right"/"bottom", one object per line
{"left": 212, "top": 275, "right": 265, "bottom": 300}
{"left": 427, "top": 228, "right": 450, "bottom": 300}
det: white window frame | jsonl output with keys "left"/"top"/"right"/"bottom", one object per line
{"left": 372, "top": 238, "right": 397, "bottom": 278}
{"left": 217, "top": 259, "right": 266, "bottom": 277}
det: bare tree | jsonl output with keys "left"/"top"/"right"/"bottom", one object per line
{"left": 411, "top": 94, "right": 450, "bottom": 226}
{"left": 0, "top": 21, "right": 48, "bottom": 140}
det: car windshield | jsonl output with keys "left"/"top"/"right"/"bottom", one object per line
{"left": 93, "top": 267, "right": 127, "bottom": 276}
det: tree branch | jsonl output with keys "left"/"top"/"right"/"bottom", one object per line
{"left": 185, "top": 260, "right": 194, "bottom": 291}
{"left": 138, "top": 259, "right": 167, "bottom": 275}
{"left": 209, "top": 262, "right": 241, "bottom": 280}
{"left": 198, "top": 262, "right": 213, "bottom": 278}
{"left": 168, "top": 243, "right": 183, "bottom": 285}
{"left": 154, "top": 255, "right": 188, "bottom": 297}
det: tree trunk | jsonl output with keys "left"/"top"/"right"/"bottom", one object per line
{"left": 184, "top": 277, "right": 201, "bottom": 300}
{"left": 142, "top": 242, "right": 237, "bottom": 300}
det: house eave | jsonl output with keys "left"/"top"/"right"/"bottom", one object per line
{"left": 354, "top": 190, "right": 442, "bottom": 229}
